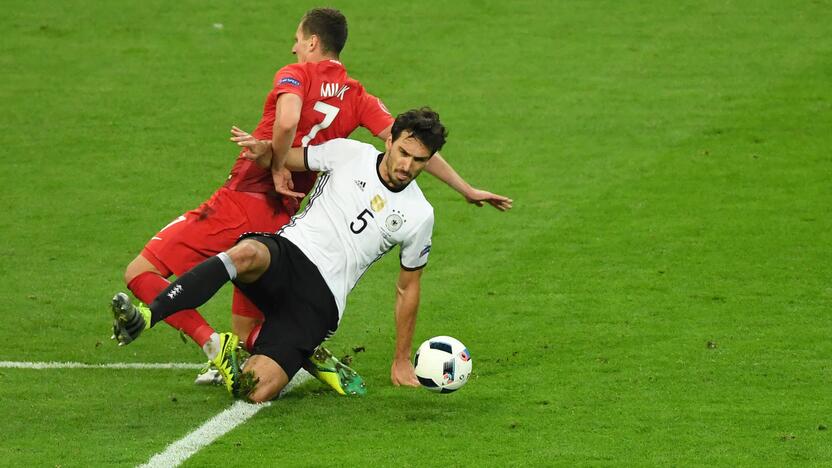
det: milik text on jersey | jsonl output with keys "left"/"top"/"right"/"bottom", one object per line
{"left": 320, "top": 82, "right": 350, "bottom": 100}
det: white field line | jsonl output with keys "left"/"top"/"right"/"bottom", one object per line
{"left": 2, "top": 360, "right": 314, "bottom": 466}
{"left": 139, "top": 400, "right": 270, "bottom": 468}
{"left": 140, "top": 369, "right": 312, "bottom": 468}
{"left": 0, "top": 361, "right": 203, "bottom": 370}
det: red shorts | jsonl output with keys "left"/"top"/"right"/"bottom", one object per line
{"left": 141, "top": 187, "right": 291, "bottom": 319}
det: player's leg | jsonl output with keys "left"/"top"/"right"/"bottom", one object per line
{"left": 147, "top": 239, "right": 270, "bottom": 323}
{"left": 120, "top": 188, "right": 264, "bottom": 357}
{"left": 230, "top": 290, "right": 264, "bottom": 345}
{"left": 242, "top": 354, "right": 290, "bottom": 403}
{"left": 233, "top": 286, "right": 363, "bottom": 395}
{"left": 112, "top": 239, "right": 271, "bottom": 346}
{"left": 229, "top": 190, "right": 286, "bottom": 344}
{"left": 195, "top": 291, "right": 264, "bottom": 386}
{"left": 236, "top": 235, "right": 366, "bottom": 396}
{"left": 124, "top": 253, "right": 216, "bottom": 351}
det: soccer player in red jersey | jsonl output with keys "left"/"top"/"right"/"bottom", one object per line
{"left": 119, "top": 8, "right": 512, "bottom": 387}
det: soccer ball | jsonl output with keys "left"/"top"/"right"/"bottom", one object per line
{"left": 414, "top": 336, "right": 472, "bottom": 393}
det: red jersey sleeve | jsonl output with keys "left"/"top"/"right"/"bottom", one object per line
{"left": 273, "top": 63, "right": 309, "bottom": 99}
{"left": 358, "top": 91, "right": 394, "bottom": 136}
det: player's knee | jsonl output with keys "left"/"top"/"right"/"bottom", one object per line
{"left": 227, "top": 240, "right": 269, "bottom": 277}
{"left": 124, "top": 255, "right": 160, "bottom": 285}
{"left": 243, "top": 355, "right": 288, "bottom": 403}
{"left": 248, "top": 385, "right": 280, "bottom": 403}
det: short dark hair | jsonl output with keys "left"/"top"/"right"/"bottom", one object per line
{"left": 301, "top": 8, "right": 348, "bottom": 56}
{"left": 391, "top": 107, "right": 449, "bottom": 155}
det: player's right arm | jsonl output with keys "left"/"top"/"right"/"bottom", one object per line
{"left": 230, "top": 127, "right": 306, "bottom": 172}
{"left": 391, "top": 267, "right": 422, "bottom": 387}
{"left": 269, "top": 92, "right": 305, "bottom": 198}
{"left": 389, "top": 210, "right": 433, "bottom": 387}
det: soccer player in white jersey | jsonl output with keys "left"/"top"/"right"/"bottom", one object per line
{"left": 110, "top": 108, "right": 446, "bottom": 402}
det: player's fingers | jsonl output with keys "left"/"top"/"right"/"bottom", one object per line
{"left": 491, "top": 197, "right": 512, "bottom": 210}
{"left": 487, "top": 199, "right": 505, "bottom": 211}
{"left": 277, "top": 188, "right": 306, "bottom": 198}
{"left": 230, "top": 134, "right": 252, "bottom": 142}
{"left": 230, "top": 129, "right": 253, "bottom": 141}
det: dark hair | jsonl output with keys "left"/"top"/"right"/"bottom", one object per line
{"left": 301, "top": 8, "right": 348, "bottom": 55}
{"left": 391, "top": 107, "right": 448, "bottom": 155}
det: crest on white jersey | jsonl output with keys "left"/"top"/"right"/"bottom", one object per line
{"left": 371, "top": 194, "right": 386, "bottom": 212}
{"left": 386, "top": 210, "right": 405, "bottom": 232}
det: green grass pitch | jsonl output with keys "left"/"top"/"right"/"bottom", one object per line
{"left": 1, "top": 0, "right": 831, "bottom": 465}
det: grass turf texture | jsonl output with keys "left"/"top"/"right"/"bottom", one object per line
{"left": 1, "top": 0, "right": 831, "bottom": 465}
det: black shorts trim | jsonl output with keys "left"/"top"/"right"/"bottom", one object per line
{"left": 232, "top": 234, "right": 338, "bottom": 378}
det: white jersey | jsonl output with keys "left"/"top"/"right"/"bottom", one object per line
{"left": 279, "top": 138, "right": 434, "bottom": 319}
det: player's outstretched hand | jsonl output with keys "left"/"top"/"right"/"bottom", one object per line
{"left": 272, "top": 167, "right": 306, "bottom": 201}
{"left": 230, "top": 126, "right": 270, "bottom": 167}
{"left": 390, "top": 358, "right": 419, "bottom": 387}
{"left": 464, "top": 187, "right": 513, "bottom": 211}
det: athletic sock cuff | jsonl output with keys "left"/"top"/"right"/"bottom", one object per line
{"left": 217, "top": 252, "right": 237, "bottom": 280}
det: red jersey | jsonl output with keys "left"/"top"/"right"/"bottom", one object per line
{"left": 224, "top": 59, "right": 393, "bottom": 197}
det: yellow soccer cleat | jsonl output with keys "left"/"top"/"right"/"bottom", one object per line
{"left": 211, "top": 332, "right": 242, "bottom": 396}
{"left": 305, "top": 346, "right": 366, "bottom": 396}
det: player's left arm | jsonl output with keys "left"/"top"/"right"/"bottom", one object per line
{"left": 391, "top": 267, "right": 422, "bottom": 387}
{"left": 425, "top": 152, "right": 513, "bottom": 211}
{"left": 360, "top": 92, "right": 512, "bottom": 210}
{"left": 375, "top": 125, "right": 513, "bottom": 211}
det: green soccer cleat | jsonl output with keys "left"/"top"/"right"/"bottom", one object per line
{"left": 305, "top": 346, "right": 366, "bottom": 396}
{"left": 110, "top": 292, "right": 151, "bottom": 346}
{"left": 211, "top": 332, "right": 243, "bottom": 397}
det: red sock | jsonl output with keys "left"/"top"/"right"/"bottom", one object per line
{"left": 245, "top": 324, "right": 262, "bottom": 353}
{"left": 127, "top": 271, "right": 215, "bottom": 346}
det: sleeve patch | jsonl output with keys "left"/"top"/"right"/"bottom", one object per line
{"left": 279, "top": 77, "right": 301, "bottom": 87}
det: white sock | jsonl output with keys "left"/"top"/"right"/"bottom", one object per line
{"left": 202, "top": 333, "right": 221, "bottom": 360}
{"left": 217, "top": 252, "right": 237, "bottom": 280}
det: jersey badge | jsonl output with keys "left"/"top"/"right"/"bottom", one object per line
{"left": 354, "top": 179, "right": 366, "bottom": 191}
{"left": 385, "top": 209, "right": 405, "bottom": 232}
{"left": 371, "top": 194, "right": 386, "bottom": 212}
{"left": 279, "top": 77, "right": 301, "bottom": 87}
